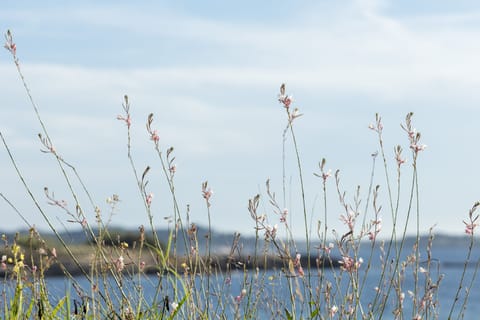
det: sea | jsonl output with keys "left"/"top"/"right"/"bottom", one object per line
{"left": 2, "top": 238, "right": 480, "bottom": 319}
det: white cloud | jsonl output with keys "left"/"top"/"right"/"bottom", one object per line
{"left": 2, "top": 1, "right": 480, "bottom": 236}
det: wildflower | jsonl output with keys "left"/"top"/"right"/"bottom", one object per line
{"left": 31, "top": 265, "right": 37, "bottom": 273}
{"left": 171, "top": 302, "right": 178, "bottom": 312}
{"left": 280, "top": 208, "right": 288, "bottom": 223}
{"left": 278, "top": 83, "right": 293, "bottom": 110}
{"left": 12, "top": 260, "right": 24, "bottom": 274}
{"left": 117, "top": 114, "right": 131, "bottom": 129}
{"left": 367, "top": 218, "right": 382, "bottom": 241}
{"left": 4, "top": 30, "right": 16, "bottom": 56}
{"left": 294, "top": 253, "right": 304, "bottom": 277}
{"left": 202, "top": 187, "right": 213, "bottom": 201}
{"left": 408, "top": 128, "right": 417, "bottom": 139}
{"left": 51, "top": 248, "right": 57, "bottom": 258}
{"left": 322, "top": 242, "right": 335, "bottom": 254}
{"left": 146, "top": 193, "right": 154, "bottom": 207}
{"left": 235, "top": 288, "right": 247, "bottom": 303}
{"left": 396, "top": 154, "right": 406, "bottom": 166}
{"left": 339, "top": 256, "right": 363, "bottom": 272}
{"left": 190, "top": 246, "right": 197, "bottom": 255}
{"left": 464, "top": 222, "right": 477, "bottom": 235}
{"left": 140, "top": 261, "right": 146, "bottom": 270}
{"left": 410, "top": 144, "right": 427, "bottom": 153}
{"left": 169, "top": 164, "right": 177, "bottom": 174}
{"left": 339, "top": 210, "right": 356, "bottom": 231}
{"left": 202, "top": 181, "right": 213, "bottom": 207}
{"left": 115, "top": 256, "right": 125, "bottom": 272}
{"left": 329, "top": 305, "right": 338, "bottom": 317}
{"left": 278, "top": 94, "right": 293, "bottom": 110}
{"left": 150, "top": 129, "right": 160, "bottom": 143}
{"left": 368, "top": 114, "right": 383, "bottom": 133}
{"left": 265, "top": 224, "right": 278, "bottom": 239}
{"left": 322, "top": 169, "right": 332, "bottom": 181}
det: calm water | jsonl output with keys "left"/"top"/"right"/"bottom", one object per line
{"left": 3, "top": 244, "right": 480, "bottom": 319}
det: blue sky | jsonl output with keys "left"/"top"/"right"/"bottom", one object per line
{"left": 1, "top": 0, "right": 480, "bottom": 239}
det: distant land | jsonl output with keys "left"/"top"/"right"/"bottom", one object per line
{"left": 1, "top": 226, "right": 478, "bottom": 276}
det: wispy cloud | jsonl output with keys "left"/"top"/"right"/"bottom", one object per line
{"left": 2, "top": 1, "right": 480, "bottom": 235}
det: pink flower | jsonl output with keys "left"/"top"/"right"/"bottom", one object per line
{"left": 339, "top": 256, "right": 363, "bottom": 272}
{"left": 293, "top": 253, "right": 304, "bottom": 277}
{"left": 117, "top": 114, "right": 131, "bottom": 129}
{"left": 278, "top": 94, "right": 293, "bottom": 109}
{"left": 146, "top": 193, "right": 154, "bottom": 207}
{"left": 368, "top": 115, "right": 383, "bottom": 133}
{"left": 322, "top": 242, "right": 334, "bottom": 254}
{"left": 322, "top": 169, "right": 332, "bottom": 181}
{"left": 203, "top": 188, "right": 212, "bottom": 200}
{"left": 235, "top": 288, "right": 247, "bottom": 303}
{"left": 264, "top": 224, "right": 278, "bottom": 239}
{"left": 339, "top": 210, "right": 356, "bottom": 231}
{"left": 169, "top": 164, "right": 177, "bottom": 174}
{"left": 51, "top": 248, "right": 57, "bottom": 258}
{"left": 150, "top": 130, "right": 160, "bottom": 143}
{"left": 464, "top": 222, "right": 477, "bottom": 235}
{"left": 410, "top": 144, "right": 427, "bottom": 153}
{"left": 367, "top": 218, "right": 382, "bottom": 241}
{"left": 280, "top": 208, "right": 288, "bottom": 223}
{"left": 4, "top": 30, "right": 16, "bottom": 56}
{"left": 329, "top": 305, "right": 338, "bottom": 317}
{"left": 408, "top": 129, "right": 417, "bottom": 139}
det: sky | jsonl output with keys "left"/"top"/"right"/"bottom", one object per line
{"left": 1, "top": 0, "right": 480, "bottom": 240}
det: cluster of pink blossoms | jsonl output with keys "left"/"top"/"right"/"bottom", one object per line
{"left": 278, "top": 83, "right": 293, "bottom": 110}
{"left": 278, "top": 83, "right": 303, "bottom": 123}
{"left": 339, "top": 255, "right": 363, "bottom": 272}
